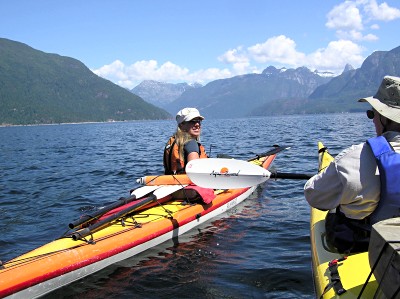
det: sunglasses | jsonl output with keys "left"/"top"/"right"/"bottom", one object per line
{"left": 185, "top": 120, "right": 202, "bottom": 126}
{"left": 366, "top": 110, "right": 375, "bottom": 119}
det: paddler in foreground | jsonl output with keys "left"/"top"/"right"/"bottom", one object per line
{"left": 304, "top": 76, "right": 400, "bottom": 253}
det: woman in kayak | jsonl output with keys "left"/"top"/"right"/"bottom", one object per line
{"left": 304, "top": 76, "right": 400, "bottom": 253}
{"left": 163, "top": 107, "right": 208, "bottom": 174}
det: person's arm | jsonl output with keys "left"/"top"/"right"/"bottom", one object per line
{"left": 304, "top": 161, "right": 343, "bottom": 211}
{"left": 184, "top": 140, "right": 200, "bottom": 163}
{"left": 187, "top": 151, "right": 200, "bottom": 162}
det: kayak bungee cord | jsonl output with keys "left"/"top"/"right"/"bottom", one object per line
{"left": 68, "top": 199, "right": 196, "bottom": 244}
{"left": 67, "top": 185, "right": 185, "bottom": 241}
{"left": 61, "top": 182, "right": 191, "bottom": 244}
{"left": 68, "top": 185, "right": 160, "bottom": 230}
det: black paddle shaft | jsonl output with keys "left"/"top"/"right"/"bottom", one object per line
{"left": 270, "top": 172, "right": 312, "bottom": 180}
{"left": 68, "top": 194, "right": 138, "bottom": 229}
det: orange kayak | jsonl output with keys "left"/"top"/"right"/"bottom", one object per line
{"left": 0, "top": 146, "right": 281, "bottom": 298}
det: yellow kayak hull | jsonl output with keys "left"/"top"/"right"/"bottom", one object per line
{"left": 310, "top": 142, "right": 381, "bottom": 298}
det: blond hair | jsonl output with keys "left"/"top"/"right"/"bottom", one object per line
{"left": 174, "top": 127, "right": 200, "bottom": 158}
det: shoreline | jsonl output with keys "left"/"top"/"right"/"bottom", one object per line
{"left": 0, "top": 118, "right": 174, "bottom": 128}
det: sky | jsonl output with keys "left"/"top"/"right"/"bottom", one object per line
{"left": 1, "top": 0, "right": 400, "bottom": 89}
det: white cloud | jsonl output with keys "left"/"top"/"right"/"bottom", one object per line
{"left": 363, "top": 33, "right": 379, "bottom": 41}
{"left": 188, "top": 68, "right": 233, "bottom": 83}
{"left": 93, "top": 60, "right": 127, "bottom": 81}
{"left": 247, "top": 35, "right": 305, "bottom": 66}
{"left": 93, "top": 59, "right": 233, "bottom": 89}
{"left": 325, "top": 0, "right": 400, "bottom": 42}
{"left": 218, "top": 47, "right": 253, "bottom": 73}
{"left": 306, "top": 40, "right": 365, "bottom": 71}
{"left": 326, "top": 1, "right": 363, "bottom": 31}
{"left": 218, "top": 47, "right": 246, "bottom": 64}
{"left": 336, "top": 29, "right": 378, "bottom": 41}
{"left": 220, "top": 37, "right": 366, "bottom": 75}
{"left": 217, "top": 35, "right": 365, "bottom": 76}
{"left": 364, "top": 0, "right": 400, "bottom": 21}
{"left": 124, "top": 60, "right": 190, "bottom": 82}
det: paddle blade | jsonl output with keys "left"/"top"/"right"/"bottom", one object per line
{"left": 153, "top": 184, "right": 186, "bottom": 199}
{"left": 130, "top": 185, "right": 160, "bottom": 197}
{"left": 186, "top": 158, "right": 271, "bottom": 189}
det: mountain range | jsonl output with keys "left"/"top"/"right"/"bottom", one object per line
{"left": 133, "top": 46, "right": 400, "bottom": 118}
{"left": 0, "top": 38, "right": 170, "bottom": 126}
{"left": 303, "top": 46, "right": 400, "bottom": 114}
{"left": 166, "top": 66, "right": 334, "bottom": 118}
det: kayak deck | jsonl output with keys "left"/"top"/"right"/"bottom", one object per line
{"left": 311, "top": 209, "right": 379, "bottom": 298}
{"left": 311, "top": 142, "right": 381, "bottom": 299}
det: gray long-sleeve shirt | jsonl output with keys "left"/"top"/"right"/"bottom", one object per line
{"left": 304, "top": 131, "right": 400, "bottom": 220}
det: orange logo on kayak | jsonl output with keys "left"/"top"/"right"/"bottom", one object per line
{"left": 211, "top": 168, "right": 239, "bottom": 177}
{"left": 220, "top": 167, "right": 229, "bottom": 174}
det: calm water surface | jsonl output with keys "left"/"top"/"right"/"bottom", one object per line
{"left": 0, "top": 114, "right": 374, "bottom": 298}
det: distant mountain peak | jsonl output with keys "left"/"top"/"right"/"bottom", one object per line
{"left": 342, "top": 63, "right": 355, "bottom": 73}
{"left": 262, "top": 66, "right": 288, "bottom": 76}
{"left": 131, "top": 80, "right": 203, "bottom": 108}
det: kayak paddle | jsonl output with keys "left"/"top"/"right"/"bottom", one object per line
{"left": 186, "top": 158, "right": 312, "bottom": 189}
{"left": 68, "top": 185, "right": 161, "bottom": 229}
{"left": 186, "top": 158, "right": 271, "bottom": 189}
{"left": 136, "top": 146, "right": 292, "bottom": 188}
{"left": 69, "top": 184, "right": 185, "bottom": 241}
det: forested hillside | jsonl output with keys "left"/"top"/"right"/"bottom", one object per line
{"left": 0, "top": 38, "right": 170, "bottom": 125}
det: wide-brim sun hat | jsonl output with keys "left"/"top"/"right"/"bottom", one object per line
{"left": 359, "top": 76, "right": 400, "bottom": 123}
{"left": 176, "top": 107, "right": 204, "bottom": 125}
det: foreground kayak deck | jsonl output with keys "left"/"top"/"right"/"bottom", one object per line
{"left": 310, "top": 142, "right": 383, "bottom": 299}
{"left": 311, "top": 208, "right": 379, "bottom": 298}
{"left": 0, "top": 148, "right": 279, "bottom": 298}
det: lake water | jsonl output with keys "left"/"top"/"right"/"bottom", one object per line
{"left": 0, "top": 113, "right": 375, "bottom": 298}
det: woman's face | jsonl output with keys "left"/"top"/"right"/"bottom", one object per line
{"left": 180, "top": 119, "right": 202, "bottom": 138}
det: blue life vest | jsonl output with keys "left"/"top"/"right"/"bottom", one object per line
{"left": 367, "top": 136, "right": 400, "bottom": 224}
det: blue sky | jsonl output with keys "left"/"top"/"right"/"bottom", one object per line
{"left": 1, "top": 0, "right": 400, "bottom": 89}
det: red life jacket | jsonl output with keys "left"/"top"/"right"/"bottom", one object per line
{"left": 163, "top": 136, "right": 207, "bottom": 175}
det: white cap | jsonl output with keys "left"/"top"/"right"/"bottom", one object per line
{"left": 176, "top": 107, "right": 204, "bottom": 125}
